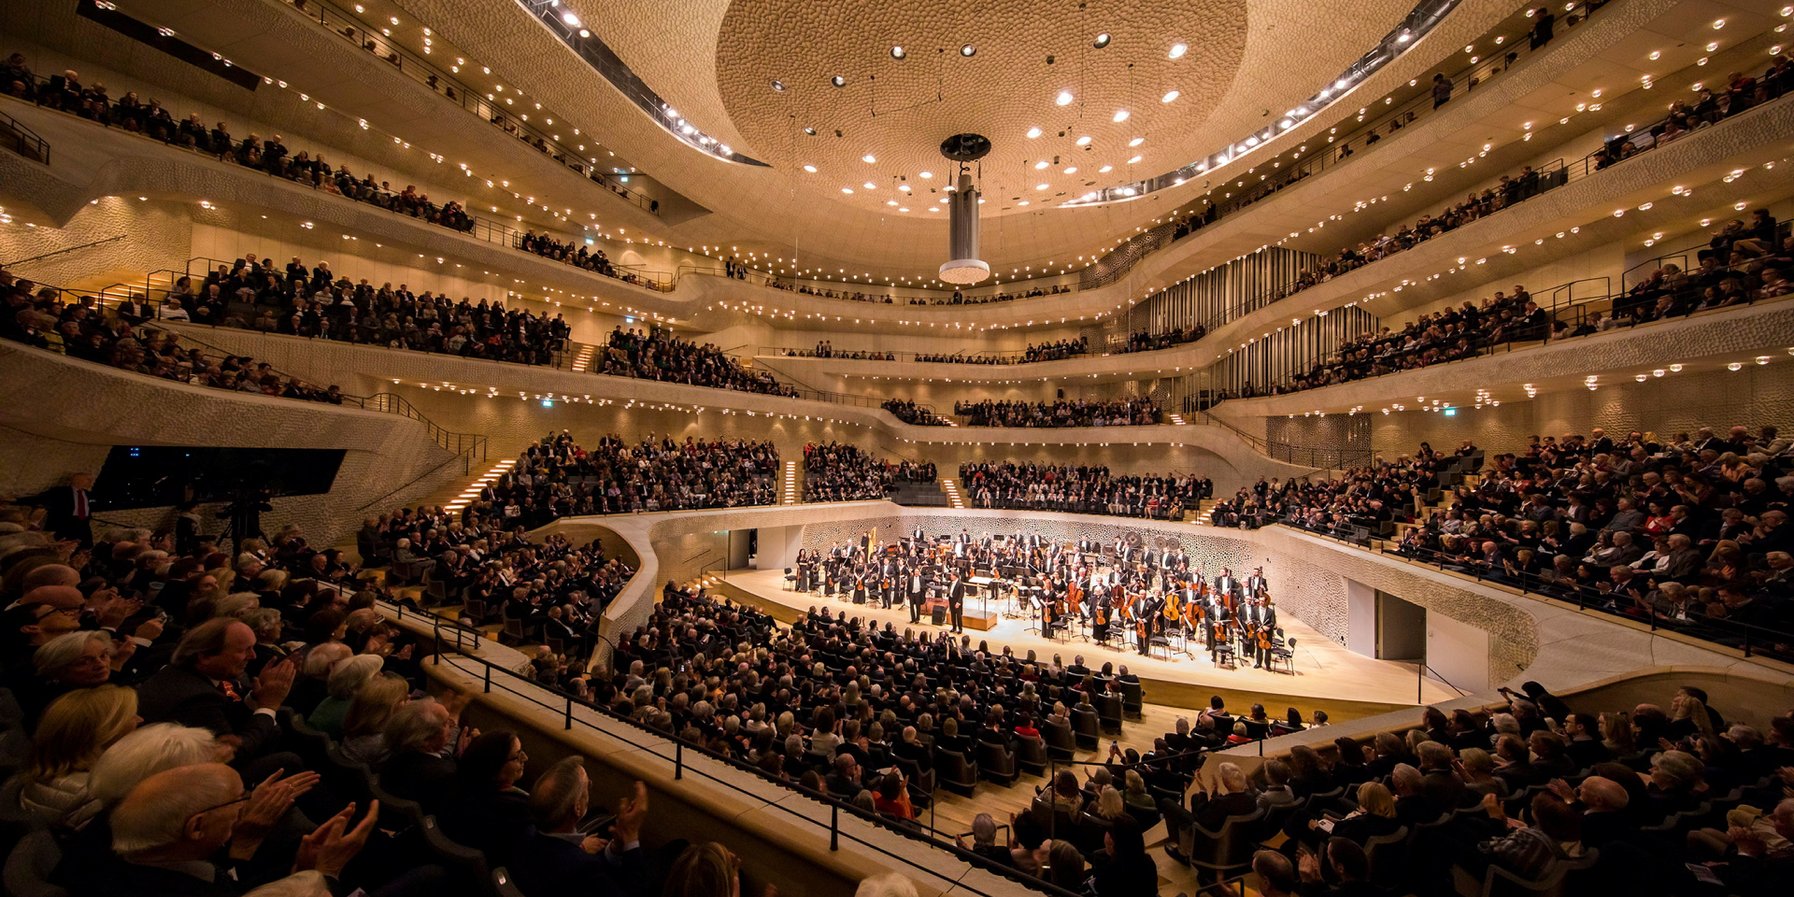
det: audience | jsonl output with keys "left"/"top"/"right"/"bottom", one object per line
{"left": 960, "top": 462, "right": 1212, "bottom": 520}
{"left": 917, "top": 337, "right": 1088, "bottom": 366}
{"left": 955, "top": 398, "right": 1162, "bottom": 428}
{"left": 882, "top": 399, "right": 952, "bottom": 427}
{"left": 164, "top": 253, "right": 570, "bottom": 365}
{"left": 599, "top": 326, "right": 796, "bottom": 397}
{"left": 803, "top": 442, "right": 935, "bottom": 503}
{"left": 1112, "top": 327, "right": 1206, "bottom": 356}
{"left": 4, "top": 266, "right": 347, "bottom": 404}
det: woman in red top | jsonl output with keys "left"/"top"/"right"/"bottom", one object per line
{"left": 873, "top": 769, "right": 915, "bottom": 821}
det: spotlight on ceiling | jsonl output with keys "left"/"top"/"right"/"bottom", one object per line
{"left": 831, "top": 74, "right": 846, "bottom": 87}
{"left": 960, "top": 44, "right": 976, "bottom": 57}
{"left": 891, "top": 46, "right": 906, "bottom": 59}
{"left": 1093, "top": 32, "right": 1111, "bottom": 49}
{"left": 770, "top": 79, "right": 786, "bottom": 92}
{"left": 1055, "top": 89, "right": 1074, "bottom": 106}
{"left": 1168, "top": 42, "right": 1188, "bottom": 59}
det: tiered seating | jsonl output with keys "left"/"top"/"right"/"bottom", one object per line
{"left": 1201, "top": 682, "right": 1794, "bottom": 896}
{"left": 470, "top": 432, "right": 779, "bottom": 524}
{"left": 955, "top": 398, "right": 1162, "bottom": 428}
{"left": 960, "top": 462, "right": 1212, "bottom": 520}
{"left": 597, "top": 326, "right": 796, "bottom": 396}
{"left": 802, "top": 442, "right": 935, "bottom": 503}
{"left": 1390, "top": 425, "right": 1794, "bottom": 658}
{"left": 882, "top": 399, "right": 951, "bottom": 427}
{"left": 3, "top": 266, "right": 349, "bottom": 403}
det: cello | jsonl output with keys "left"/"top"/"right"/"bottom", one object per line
{"left": 1066, "top": 579, "right": 1084, "bottom": 618}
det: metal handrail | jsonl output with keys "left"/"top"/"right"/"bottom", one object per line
{"left": 0, "top": 104, "right": 49, "bottom": 163}
{"left": 382, "top": 599, "right": 1090, "bottom": 897}
{"left": 0, "top": 234, "right": 124, "bottom": 267}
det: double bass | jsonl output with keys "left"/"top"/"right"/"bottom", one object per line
{"left": 1066, "top": 579, "right": 1084, "bottom": 618}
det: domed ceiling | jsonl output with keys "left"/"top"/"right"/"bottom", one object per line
{"left": 714, "top": 0, "right": 1248, "bottom": 218}
{"left": 509, "top": 0, "right": 1459, "bottom": 283}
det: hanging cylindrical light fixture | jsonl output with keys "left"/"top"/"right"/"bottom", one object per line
{"left": 938, "top": 132, "right": 991, "bottom": 284}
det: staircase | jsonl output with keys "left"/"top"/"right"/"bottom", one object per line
{"left": 939, "top": 478, "right": 967, "bottom": 509}
{"left": 781, "top": 460, "right": 801, "bottom": 505}
{"left": 441, "top": 458, "right": 517, "bottom": 515}
{"left": 568, "top": 341, "right": 598, "bottom": 372}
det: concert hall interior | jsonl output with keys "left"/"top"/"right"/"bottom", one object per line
{"left": 3, "top": 2, "right": 1794, "bottom": 897}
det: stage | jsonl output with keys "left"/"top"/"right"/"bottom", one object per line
{"left": 715, "top": 568, "right": 1456, "bottom": 720}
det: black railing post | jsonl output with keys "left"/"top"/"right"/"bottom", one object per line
{"left": 675, "top": 741, "right": 684, "bottom": 780}
{"left": 830, "top": 804, "right": 840, "bottom": 851}
{"left": 483, "top": 663, "right": 492, "bottom": 694}
{"left": 565, "top": 697, "right": 574, "bottom": 730}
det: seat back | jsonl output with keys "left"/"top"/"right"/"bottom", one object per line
{"left": 1042, "top": 718, "right": 1076, "bottom": 759}
{"left": 491, "top": 868, "right": 528, "bottom": 897}
{"left": 1094, "top": 694, "right": 1124, "bottom": 733}
{"left": 1118, "top": 679, "right": 1144, "bottom": 715}
{"left": 976, "top": 740, "right": 1017, "bottom": 782}
{"left": 1070, "top": 706, "right": 1101, "bottom": 748}
{"left": 1189, "top": 807, "right": 1267, "bottom": 874}
{"left": 420, "top": 815, "right": 492, "bottom": 893}
{"left": 2, "top": 830, "right": 67, "bottom": 897}
{"left": 1015, "top": 734, "right": 1048, "bottom": 774}
{"left": 1362, "top": 825, "right": 1409, "bottom": 891}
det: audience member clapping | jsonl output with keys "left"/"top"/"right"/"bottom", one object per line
{"left": 600, "top": 326, "right": 796, "bottom": 396}
{"left": 882, "top": 399, "right": 950, "bottom": 427}
{"left": 960, "top": 462, "right": 1211, "bottom": 520}
{"left": 955, "top": 398, "right": 1162, "bottom": 428}
{"left": 803, "top": 442, "right": 935, "bottom": 503}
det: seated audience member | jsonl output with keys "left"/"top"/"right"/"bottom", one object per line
{"left": 509, "top": 758, "right": 651, "bottom": 897}
{"left": 134, "top": 619, "right": 297, "bottom": 769}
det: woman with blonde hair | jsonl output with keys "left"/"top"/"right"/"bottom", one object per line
{"left": 664, "top": 841, "right": 743, "bottom": 897}
{"left": 338, "top": 672, "right": 411, "bottom": 766}
{"left": 1094, "top": 784, "right": 1127, "bottom": 821}
{"left": 18, "top": 684, "right": 139, "bottom": 824}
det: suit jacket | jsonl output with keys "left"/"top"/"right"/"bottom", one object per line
{"left": 509, "top": 833, "right": 647, "bottom": 897}
{"left": 381, "top": 749, "right": 459, "bottom": 815}
{"left": 27, "top": 485, "right": 93, "bottom": 543}
{"left": 136, "top": 666, "right": 281, "bottom": 759}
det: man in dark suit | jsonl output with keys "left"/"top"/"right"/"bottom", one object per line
{"left": 510, "top": 758, "right": 649, "bottom": 897}
{"left": 947, "top": 573, "right": 967, "bottom": 633}
{"left": 136, "top": 618, "right": 295, "bottom": 768}
{"left": 26, "top": 472, "right": 96, "bottom": 547}
{"left": 906, "top": 570, "right": 928, "bottom": 624}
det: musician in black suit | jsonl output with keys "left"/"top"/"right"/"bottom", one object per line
{"left": 1215, "top": 568, "right": 1237, "bottom": 599}
{"left": 948, "top": 572, "right": 967, "bottom": 633}
{"left": 25, "top": 472, "right": 97, "bottom": 547}
{"left": 906, "top": 570, "right": 928, "bottom": 623}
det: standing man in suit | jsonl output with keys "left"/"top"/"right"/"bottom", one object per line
{"left": 948, "top": 571, "right": 967, "bottom": 633}
{"left": 1215, "top": 567, "right": 1237, "bottom": 599}
{"left": 27, "top": 472, "right": 97, "bottom": 548}
{"left": 907, "top": 569, "right": 927, "bottom": 624}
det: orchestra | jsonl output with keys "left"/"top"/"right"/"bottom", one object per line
{"left": 789, "top": 530, "right": 1290, "bottom": 671}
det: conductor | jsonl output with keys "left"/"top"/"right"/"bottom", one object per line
{"left": 948, "top": 572, "right": 967, "bottom": 633}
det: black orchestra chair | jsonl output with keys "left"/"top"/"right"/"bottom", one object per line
{"left": 1213, "top": 637, "right": 1237, "bottom": 669}
{"left": 1269, "top": 635, "right": 1296, "bottom": 673}
{"left": 1070, "top": 704, "right": 1102, "bottom": 750}
{"left": 976, "top": 739, "right": 1020, "bottom": 786}
{"left": 1015, "top": 733, "right": 1049, "bottom": 775}
{"left": 782, "top": 567, "right": 796, "bottom": 590}
{"left": 1094, "top": 693, "right": 1124, "bottom": 735}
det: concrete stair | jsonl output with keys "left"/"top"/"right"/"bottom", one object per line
{"left": 780, "top": 460, "right": 801, "bottom": 505}
{"left": 939, "top": 478, "right": 967, "bottom": 509}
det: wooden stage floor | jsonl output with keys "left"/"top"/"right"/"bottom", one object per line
{"left": 718, "top": 568, "right": 1456, "bottom": 722}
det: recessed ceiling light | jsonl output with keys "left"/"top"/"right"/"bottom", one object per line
{"left": 1127, "top": 154, "right": 1142, "bottom": 164}
{"left": 831, "top": 75, "right": 846, "bottom": 87}
{"left": 1127, "top": 136, "right": 1145, "bottom": 147}
{"left": 841, "top": 187, "right": 854, "bottom": 194}
{"left": 1055, "top": 89, "right": 1074, "bottom": 106}
{"left": 771, "top": 79, "right": 786, "bottom": 92}
{"left": 862, "top": 181, "right": 876, "bottom": 189}
{"left": 1162, "top": 89, "right": 1180, "bottom": 104}
{"left": 891, "top": 46, "right": 906, "bottom": 59}
{"left": 1075, "top": 135, "right": 1092, "bottom": 145}
{"left": 1063, "top": 166, "right": 1078, "bottom": 174}
{"left": 1036, "top": 183, "right": 1050, "bottom": 190}
{"left": 919, "top": 170, "right": 933, "bottom": 179}
{"left": 862, "top": 153, "right": 877, "bottom": 163}
{"left": 1168, "top": 42, "right": 1187, "bottom": 60}
{"left": 1035, "top": 160, "right": 1049, "bottom": 170}
{"left": 960, "top": 44, "right": 975, "bottom": 57}
{"left": 1093, "top": 32, "right": 1111, "bottom": 49}
{"left": 802, "top": 164, "right": 817, "bottom": 173}
{"left": 886, "top": 200, "right": 898, "bottom": 206}
{"left": 1026, "top": 126, "right": 1042, "bottom": 139}
{"left": 802, "top": 127, "right": 816, "bottom": 136}
{"left": 1098, "top": 164, "right": 1113, "bottom": 173}
{"left": 1112, "top": 109, "right": 1130, "bottom": 123}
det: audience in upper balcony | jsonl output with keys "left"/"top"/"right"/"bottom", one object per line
{"left": 4, "top": 57, "right": 477, "bottom": 235}
{"left": 960, "top": 463, "right": 1211, "bottom": 520}
{"left": 955, "top": 398, "right": 1162, "bottom": 428}
{"left": 156, "top": 252, "right": 570, "bottom": 363}
{"left": 1385, "top": 425, "right": 1794, "bottom": 653}
{"left": 473, "top": 432, "right": 778, "bottom": 525}
{"left": 1212, "top": 442, "right": 1455, "bottom": 534}
{"left": 763, "top": 278, "right": 1070, "bottom": 307}
{"left": 787, "top": 341, "right": 895, "bottom": 361}
{"left": 916, "top": 336, "right": 1088, "bottom": 365}
{"left": 3, "top": 266, "right": 346, "bottom": 404}
{"left": 882, "top": 399, "right": 951, "bottom": 427}
{"left": 803, "top": 442, "right": 934, "bottom": 503}
{"left": 1113, "top": 326, "right": 1206, "bottom": 355}
{"left": 599, "top": 325, "right": 797, "bottom": 396}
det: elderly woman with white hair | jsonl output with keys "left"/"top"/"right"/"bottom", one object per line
{"left": 287, "top": 641, "right": 352, "bottom": 717}
{"left": 307, "top": 653, "right": 383, "bottom": 738}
